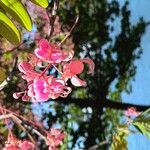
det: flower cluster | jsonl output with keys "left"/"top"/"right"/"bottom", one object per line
{"left": 3, "top": 136, "right": 34, "bottom": 150}
{"left": 13, "top": 39, "right": 94, "bottom": 102}
{"left": 125, "top": 107, "right": 141, "bottom": 117}
{"left": 46, "top": 128, "right": 65, "bottom": 150}
{"left": 3, "top": 129, "right": 65, "bottom": 150}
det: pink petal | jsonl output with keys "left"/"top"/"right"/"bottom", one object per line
{"left": 39, "top": 39, "right": 49, "bottom": 50}
{"left": 60, "top": 87, "right": 72, "bottom": 98}
{"left": 50, "top": 51, "right": 63, "bottom": 62}
{"left": 13, "top": 92, "right": 23, "bottom": 99}
{"left": 49, "top": 92, "right": 61, "bottom": 99}
{"left": 71, "top": 76, "right": 87, "bottom": 87}
{"left": 22, "top": 95, "right": 30, "bottom": 102}
{"left": 125, "top": 107, "right": 140, "bottom": 117}
{"left": 35, "top": 48, "right": 50, "bottom": 60}
{"left": 82, "top": 58, "right": 95, "bottom": 74}
{"left": 62, "top": 50, "right": 74, "bottom": 62}
{"left": 33, "top": 79, "right": 49, "bottom": 102}
{"left": 69, "top": 60, "right": 84, "bottom": 74}
{"left": 18, "top": 62, "right": 33, "bottom": 74}
{"left": 21, "top": 141, "right": 35, "bottom": 150}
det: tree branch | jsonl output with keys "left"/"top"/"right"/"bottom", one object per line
{"left": 51, "top": 97, "right": 150, "bottom": 111}
{"left": 46, "top": 0, "right": 59, "bottom": 40}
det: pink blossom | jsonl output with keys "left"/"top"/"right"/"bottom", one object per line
{"left": 3, "top": 136, "right": 34, "bottom": 150}
{"left": 125, "top": 107, "right": 141, "bottom": 117}
{"left": 62, "top": 58, "right": 95, "bottom": 86}
{"left": 13, "top": 91, "right": 30, "bottom": 102}
{"left": 18, "top": 61, "right": 40, "bottom": 82}
{"left": 33, "top": 79, "right": 49, "bottom": 102}
{"left": 21, "top": 140, "right": 35, "bottom": 150}
{"left": 46, "top": 128, "right": 65, "bottom": 150}
{"left": 35, "top": 39, "right": 74, "bottom": 63}
{"left": 13, "top": 38, "right": 95, "bottom": 102}
{"left": 25, "top": 77, "right": 71, "bottom": 102}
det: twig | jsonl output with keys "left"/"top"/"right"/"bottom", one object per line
{"left": 8, "top": 41, "right": 26, "bottom": 52}
{"left": 0, "top": 107, "right": 46, "bottom": 134}
{"left": 85, "top": 141, "right": 109, "bottom": 150}
{"left": 0, "top": 57, "right": 18, "bottom": 90}
{"left": 0, "top": 113, "right": 49, "bottom": 144}
{"left": 0, "top": 113, "right": 35, "bottom": 144}
{"left": 1, "top": 40, "right": 27, "bottom": 54}
{"left": 58, "top": 15, "right": 79, "bottom": 47}
{"left": 46, "top": 0, "right": 59, "bottom": 40}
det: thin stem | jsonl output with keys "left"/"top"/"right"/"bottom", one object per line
{"left": 46, "top": 0, "right": 59, "bottom": 40}
{"left": 1, "top": 40, "right": 27, "bottom": 54}
{"left": 0, "top": 57, "right": 18, "bottom": 90}
{"left": 58, "top": 15, "right": 79, "bottom": 47}
{"left": 0, "top": 107, "right": 45, "bottom": 133}
{"left": 52, "top": 64, "right": 63, "bottom": 74}
{"left": 31, "top": 128, "right": 49, "bottom": 144}
{"left": 0, "top": 113, "right": 48, "bottom": 144}
{"left": 40, "top": 63, "right": 51, "bottom": 76}
{"left": 84, "top": 141, "right": 109, "bottom": 150}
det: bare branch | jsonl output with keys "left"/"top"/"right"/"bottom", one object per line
{"left": 46, "top": 0, "right": 59, "bottom": 40}
{"left": 58, "top": 15, "right": 79, "bottom": 47}
{"left": 85, "top": 141, "right": 109, "bottom": 150}
{"left": 50, "top": 97, "right": 150, "bottom": 111}
{"left": 0, "top": 57, "right": 18, "bottom": 90}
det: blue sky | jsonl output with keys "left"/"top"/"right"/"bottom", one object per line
{"left": 121, "top": 0, "right": 150, "bottom": 149}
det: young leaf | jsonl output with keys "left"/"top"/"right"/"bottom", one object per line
{"left": 132, "top": 108, "right": 150, "bottom": 139}
{"left": 133, "top": 122, "right": 150, "bottom": 139}
{"left": 0, "top": 10, "right": 20, "bottom": 45}
{"left": 30, "top": 0, "right": 49, "bottom": 8}
{"left": 0, "top": 0, "right": 32, "bottom": 31}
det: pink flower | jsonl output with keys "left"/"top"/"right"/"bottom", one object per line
{"left": 27, "top": 77, "right": 71, "bottom": 102}
{"left": 32, "top": 78, "right": 49, "bottom": 102}
{"left": 13, "top": 39, "right": 95, "bottom": 102}
{"left": 46, "top": 128, "right": 65, "bottom": 150}
{"left": 35, "top": 39, "right": 74, "bottom": 63}
{"left": 3, "top": 136, "right": 34, "bottom": 150}
{"left": 125, "top": 107, "right": 141, "bottom": 117}
{"left": 48, "top": 78, "right": 71, "bottom": 99}
{"left": 21, "top": 140, "right": 35, "bottom": 150}
{"left": 18, "top": 61, "right": 40, "bottom": 82}
{"left": 62, "top": 58, "right": 95, "bottom": 86}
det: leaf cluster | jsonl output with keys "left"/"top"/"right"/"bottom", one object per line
{"left": 0, "top": 0, "right": 48, "bottom": 45}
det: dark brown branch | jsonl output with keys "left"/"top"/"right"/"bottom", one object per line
{"left": 46, "top": 0, "right": 59, "bottom": 40}
{"left": 85, "top": 140, "right": 109, "bottom": 150}
{"left": 58, "top": 15, "right": 79, "bottom": 46}
{"left": 51, "top": 97, "right": 150, "bottom": 111}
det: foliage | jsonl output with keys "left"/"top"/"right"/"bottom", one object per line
{"left": 111, "top": 108, "right": 150, "bottom": 150}
{"left": 111, "top": 125, "right": 129, "bottom": 150}
{"left": 133, "top": 108, "right": 150, "bottom": 139}
{"left": 0, "top": 0, "right": 48, "bottom": 45}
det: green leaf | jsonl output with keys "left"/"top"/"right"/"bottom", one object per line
{"left": 0, "top": 10, "right": 20, "bottom": 45}
{"left": 133, "top": 122, "right": 150, "bottom": 139}
{"left": 111, "top": 125, "right": 129, "bottom": 150}
{"left": 132, "top": 108, "right": 150, "bottom": 139}
{"left": 30, "top": 0, "right": 49, "bottom": 8}
{"left": 0, "top": 0, "right": 32, "bottom": 31}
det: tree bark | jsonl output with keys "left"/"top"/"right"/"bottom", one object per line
{"left": 52, "top": 97, "right": 150, "bottom": 111}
